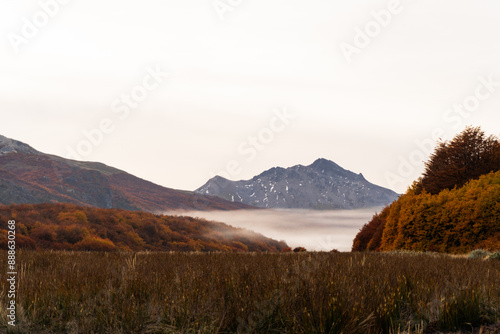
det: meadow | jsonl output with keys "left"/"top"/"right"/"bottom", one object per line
{"left": 0, "top": 251, "right": 499, "bottom": 333}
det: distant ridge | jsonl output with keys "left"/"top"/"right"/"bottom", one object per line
{"left": 0, "top": 135, "right": 250, "bottom": 212}
{"left": 196, "top": 158, "right": 399, "bottom": 210}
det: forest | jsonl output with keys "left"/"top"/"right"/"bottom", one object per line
{"left": 0, "top": 203, "right": 288, "bottom": 252}
{"left": 353, "top": 127, "right": 500, "bottom": 253}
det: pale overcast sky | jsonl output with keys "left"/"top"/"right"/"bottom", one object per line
{"left": 1, "top": 0, "right": 500, "bottom": 194}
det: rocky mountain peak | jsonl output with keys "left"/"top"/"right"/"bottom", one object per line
{"left": 0, "top": 135, "right": 40, "bottom": 156}
{"left": 310, "top": 158, "right": 342, "bottom": 172}
{"left": 196, "top": 159, "right": 400, "bottom": 210}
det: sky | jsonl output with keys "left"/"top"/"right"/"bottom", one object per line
{"left": 1, "top": 0, "right": 500, "bottom": 194}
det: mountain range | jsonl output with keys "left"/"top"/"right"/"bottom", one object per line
{"left": 196, "top": 158, "right": 399, "bottom": 209}
{"left": 0, "top": 135, "right": 248, "bottom": 212}
{"left": 0, "top": 135, "right": 399, "bottom": 212}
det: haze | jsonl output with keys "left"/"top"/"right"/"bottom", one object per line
{"left": 167, "top": 208, "right": 382, "bottom": 252}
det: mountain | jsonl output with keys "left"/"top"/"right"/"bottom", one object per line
{"left": 0, "top": 135, "right": 249, "bottom": 212}
{"left": 0, "top": 203, "right": 288, "bottom": 252}
{"left": 195, "top": 158, "right": 399, "bottom": 209}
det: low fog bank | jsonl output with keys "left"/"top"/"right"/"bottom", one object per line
{"left": 165, "top": 208, "right": 382, "bottom": 252}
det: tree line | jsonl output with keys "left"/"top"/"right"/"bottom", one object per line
{"left": 353, "top": 126, "right": 500, "bottom": 253}
{"left": 0, "top": 203, "right": 288, "bottom": 252}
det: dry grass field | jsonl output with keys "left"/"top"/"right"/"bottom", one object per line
{"left": 1, "top": 251, "right": 499, "bottom": 333}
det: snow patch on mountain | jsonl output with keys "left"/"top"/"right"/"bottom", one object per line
{"left": 195, "top": 158, "right": 399, "bottom": 210}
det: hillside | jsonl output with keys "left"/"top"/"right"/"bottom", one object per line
{"left": 353, "top": 171, "right": 500, "bottom": 253}
{"left": 196, "top": 158, "right": 399, "bottom": 209}
{"left": 353, "top": 127, "right": 500, "bottom": 253}
{"left": 0, "top": 203, "right": 288, "bottom": 252}
{"left": 0, "top": 135, "right": 250, "bottom": 212}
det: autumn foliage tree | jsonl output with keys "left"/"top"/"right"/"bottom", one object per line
{"left": 352, "top": 206, "right": 390, "bottom": 252}
{"left": 416, "top": 126, "right": 500, "bottom": 195}
{"left": 353, "top": 127, "right": 500, "bottom": 253}
{"left": 0, "top": 203, "right": 288, "bottom": 252}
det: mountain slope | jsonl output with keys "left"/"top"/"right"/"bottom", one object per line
{"left": 0, "top": 203, "right": 287, "bottom": 252}
{"left": 196, "top": 158, "right": 399, "bottom": 209}
{"left": 0, "top": 135, "right": 249, "bottom": 212}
